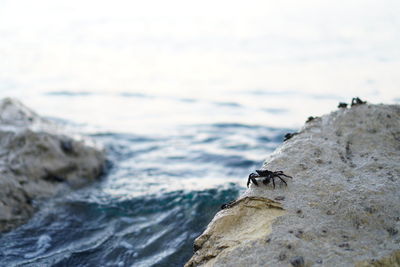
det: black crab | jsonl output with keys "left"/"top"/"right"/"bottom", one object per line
{"left": 247, "top": 169, "right": 292, "bottom": 188}
{"left": 351, "top": 97, "right": 366, "bottom": 106}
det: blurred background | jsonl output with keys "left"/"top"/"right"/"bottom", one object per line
{"left": 0, "top": 0, "right": 399, "bottom": 266}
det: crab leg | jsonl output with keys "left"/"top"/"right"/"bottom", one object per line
{"left": 279, "top": 173, "right": 292, "bottom": 179}
{"left": 276, "top": 175, "right": 288, "bottom": 186}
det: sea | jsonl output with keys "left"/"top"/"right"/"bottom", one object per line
{"left": 0, "top": 0, "right": 399, "bottom": 266}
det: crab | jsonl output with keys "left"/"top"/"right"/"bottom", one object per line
{"left": 351, "top": 97, "right": 366, "bottom": 106}
{"left": 247, "top": 169, "right": 292, "bottom": 188}
{"left": 284, "top": 132, "right": 298, "bottom": 142}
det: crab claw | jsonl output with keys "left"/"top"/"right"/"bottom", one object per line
{"left": 247, "top": 173, "right": 260, "bottom": 187}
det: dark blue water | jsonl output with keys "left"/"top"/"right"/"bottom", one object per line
{"left": 0, "top": 115, "right": 287, "bottom": 266}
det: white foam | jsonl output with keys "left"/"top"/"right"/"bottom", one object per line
{"left": 24, "top": 234, "right": 51, "bottom": 259}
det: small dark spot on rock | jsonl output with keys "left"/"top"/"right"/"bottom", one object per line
{"left": 289, "top": 230, "right": 294, "bottom": 234}
{"left": 193, "top": 243, "right": 201, "bottom": 252}
{"left": 12, "top": 207, "right": 22, "bottom": 215}
{"left": 287, "top": 244, "right": 292, "bottom": 249}
{"left": 43, "top": 171, "right": 65, "bottom": 183}
{"left": 327, "top": 210, "right": 335, "bottom": 215}
{"left": 386, "top": 227, "right": 398, "bottom": 236}
{"left": 322, "top": 229, "right": 327, "bottom": 233}
{"left": 338, "top": 102, "right": 348, "bottom": 108}
{"left": 353, "top": 220, "right": 361, "bottom": 229}
{"left": 274, "top": 196, "right": 285, "bottom": 201}
{"left": 387, "top": 172, "right": 395, "bottom": 182}
{"left": 313, "top": 149, "right": 322, "bottom": 157}
{"left": 284, "top": 132, "right": 298, "bottom": 142}
{"left": 23, "top": 192, "right": 33, "bottom": 205}
{"left": 60, "top": 139, "right": 74, "bottom": 154}
{"left": 387, "top": 114, "right": 391, "bottom": 118}
{"left": 296, "top": 209, "right": 302, "bottom": 214}
{"left": 220, "top": 200, "right": 236, "bottom": 210}
{"left": 316, "top": 159, "right": 323, "bottom": 164}
{"left": 299, "top": 163, "right": 307, "bottom": 170}
{"left": 25, "top": 196, "right": 32, "bottom": 205}
{"left": 306, "top": 116, "right": 317, "bottom": 123}
{"left": 338, "top": 243, "right": 350, "bottom": 249}
{"left": 290, "top": 256, "right": 305, "bottom": 267}
{"left": 342, "top": 235, "right": 349, "bottom": 239}
{"left": 345, "top": 140, "right": 353, "bottom": 162}
{"left": 266, "top": 238, "right": 271, "bottom": 243}
{"left": 278, "top": 252, "right": 287, "bottom": 261}
{"left": 338, "top": 152, "right": 347, "bottom": 164}
{"left": 295, "top": 230, "right": 304, "bottom": 238}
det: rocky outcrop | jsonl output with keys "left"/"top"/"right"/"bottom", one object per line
{"left": 186, "top": 103, "right": 400, "bottom": 266}
{"left": 0, "top": 98, "right": 106, "bottom": 232}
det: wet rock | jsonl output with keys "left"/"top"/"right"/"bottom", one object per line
{"left": 186, "top": 103, "right": 400, "bottom": 266}
{"left": 0, "top": 98, "right": 106, "bottom": 232}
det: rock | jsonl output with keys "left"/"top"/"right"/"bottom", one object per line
{"left": 186, "top": 103, "right": 400, "bottom": 266}
{"left": 355, "top": 250, "right": 400, "bottom": 267}
{"left": 0, "top": 98, "right": 106, "bottom": 232}
{"left": 187, "top": 197, "right": 285, "bottom": 267}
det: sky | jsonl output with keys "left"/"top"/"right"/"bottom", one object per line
{"left": 0, "top": 0, "right": 399, "bottom": 130}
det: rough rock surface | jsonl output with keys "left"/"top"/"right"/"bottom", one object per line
{"left": 0, "top": 98, "right": 106, "bottom": 232}
{"left": 186, "top": 103, "right": 400, "bottom": 267}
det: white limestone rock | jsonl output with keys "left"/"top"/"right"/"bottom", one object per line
{"left": 186, "top": 103, "right": 400, "bottom": 267}
{"left": 0, "top": 98, "right": 106, "bottom": 232}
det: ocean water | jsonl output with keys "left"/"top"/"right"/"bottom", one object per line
{"left": 0, "top": 0, "right": 399, "bottom": 266}
{"left": 0, "top": 92, "right": 287, "bottom": 266}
